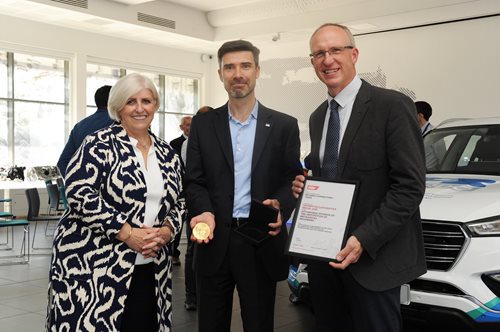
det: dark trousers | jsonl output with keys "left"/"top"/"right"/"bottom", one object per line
{"left": 185, "top": 222, "right": 196, "bottom": 302}
{"left": 308, "top": 261, "right": 401, "bottom": 332}
{"left": 121, "top": 263, "right": 158, "bottom": 332}
{"left": 196, "top": 231, "right": 277, "bottom": 332}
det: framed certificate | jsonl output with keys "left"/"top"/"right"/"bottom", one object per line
{"left": 285, "top": 177, "right": 358, "bottom": 262}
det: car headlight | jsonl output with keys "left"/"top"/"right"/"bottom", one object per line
{"left": 467, "top": 218, "right": 500, "bottom": 236}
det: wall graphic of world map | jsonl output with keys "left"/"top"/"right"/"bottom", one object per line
{"left": 257, "top": 57, "right": 416, "bottom": 160}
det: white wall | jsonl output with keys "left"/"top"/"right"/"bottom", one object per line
{"left": 208, "top": 15, "right": 500, "bottom": 158}
{"left": 0, "top": 14, "right": 214, "bottom": 214}
{"left": 0, "top": 14, "right": 213, "bottom": 127}
{"left": 256, "top": 15, "right": 500, "bottom": 127}
{"left": 2, "top": 13, "right": 500, "bottom": 148}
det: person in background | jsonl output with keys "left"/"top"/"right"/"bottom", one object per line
{"left": 46, "top": 73, "right": 185, "bottom": 332}
{"left": 185, "top": 40, "right": 301, "bottom": 331}
{"left": 181, "top": 105, "right": 213, "bottom": 311}
{"left": 57, "top": 85, "right": 114, "bottom": 178}
{"left": 292, "top": 23, "right": 427, "bottom": 332}
{"left": 416, "top": 101, "right": 446, "bottom": 170}
{"left": 180, "top": 106, "right": 213, "bottom": 163}
{"left": 170, "top": 115, "right": 192, "bottom": 160}
{"left": 169, "top": 115, "right": 192, "bottom": 266}
{"left": 415, "top": 100, "right": 433, "bottom": 136}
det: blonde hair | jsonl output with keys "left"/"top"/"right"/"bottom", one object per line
{"left": 108, "top": 73, "right": 160, "bottom": 121}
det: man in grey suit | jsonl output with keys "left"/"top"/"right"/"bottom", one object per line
{"left": 185, "top": 40, "right": 301, "bottom": 331}
{"left": 292, "top": 23, "right": 427, "bottom": 332}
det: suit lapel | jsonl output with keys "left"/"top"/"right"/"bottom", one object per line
{"left": 252, "top": 105, "right": 272, "bottom": 173}
{"left": 338, "top": 81, "right": 371, "bottom": 176}
{"left": 311, "top": 101, "right": 328, "bottom": 174}
{"left": 214, "top": 106, "right": 234, "bottom": 172}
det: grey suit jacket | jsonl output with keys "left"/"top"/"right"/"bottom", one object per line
{"left": 308, "top": 80, "right": 427, "bottom": 291}
{"left": 185, "top": 102, "right": 302, "bottom": 280}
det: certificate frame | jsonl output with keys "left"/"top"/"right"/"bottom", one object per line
{"left": 285, "top": 176, "right": 358, "bottom": 262}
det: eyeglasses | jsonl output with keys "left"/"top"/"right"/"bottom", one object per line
{"left": 309, "top": 46, "right": 354, "bottom": 61}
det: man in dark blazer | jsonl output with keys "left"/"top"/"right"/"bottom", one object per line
{"left": 415, "top": 100, "right": 433, "bottom": 136}
{"left": 57, "top": 85, "right": 113, "bottom": 178}
{"left": 169, "top": 115, "right": 192, "bottom": 156}
{"left": 292, "top": 23, "right": 427, "bottom": 332}
{"left": 185, "top": 40, "right": 301, "bottom": 332}
{"left": 169, "top": 115, "right": 192, "bottom": 266}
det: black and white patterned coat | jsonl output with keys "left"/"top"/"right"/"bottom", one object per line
{"left": 46, "top": 123, "right": 185, "bottom": 332}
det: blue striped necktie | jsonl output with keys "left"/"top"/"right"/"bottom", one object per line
{"left": 321, "top": 99, "right": 340, "bottom": 178}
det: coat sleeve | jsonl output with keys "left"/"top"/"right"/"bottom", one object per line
{"left": 271, "top": 116, "right": 302, "bottom": 220}
{"left": 163, "top": 152, "right": 185, "bottom": 238}
{"left": 184, "top": 115, "right": 214, "bottom": 217}
{"left": 64, "top": 133, "right": 129, "bottom": 240}
{"left": 352, "top": 93, "right": 426, "bottom": 259}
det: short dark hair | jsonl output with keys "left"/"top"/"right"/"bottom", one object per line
{"left": 196, "top": 106, "right": 213, "bottom": 115}
{"left": 415, "top": 101, "right": 432, "bottom": 121}
{"left": 217, "top": 40, "right": 260, "bottom": 68}
{"left": 94, "top": 85, "right": 112, "bottom": 109}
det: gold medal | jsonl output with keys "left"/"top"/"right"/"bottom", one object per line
{"left": 193, "top": 222, "right": 210, "bottom": 241}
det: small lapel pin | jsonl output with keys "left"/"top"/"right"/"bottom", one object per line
{"left": 265, "top": 123, "right": 271, "bottom": 127}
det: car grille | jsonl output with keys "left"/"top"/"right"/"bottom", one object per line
{"left": 422, "top": 220, "right": 467, "bottom": 271}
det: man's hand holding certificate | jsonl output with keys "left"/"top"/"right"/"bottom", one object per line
{"left": 286, "top": 177, "right": 358, "bottom": 262}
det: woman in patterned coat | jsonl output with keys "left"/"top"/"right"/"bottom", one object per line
{"left": 46, "top": 73, "right": 185, "bottom": 332}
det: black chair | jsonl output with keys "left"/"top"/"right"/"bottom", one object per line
{"left": 46, "top": 183, "right": 65, "bottom": 215}
{"left": 25, "top": 188, "right": 60, "bottom": 250}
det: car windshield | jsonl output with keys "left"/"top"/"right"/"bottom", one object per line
{"left": 424, "top": 124, "right": 500, "bottom": 175}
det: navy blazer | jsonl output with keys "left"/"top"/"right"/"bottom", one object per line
{"left": 307, "top": 81, "right": 427, "bottom": 291}
{"left": 57, "top": 108, "right": 114, "bottom": 177}
{"left": 185, "top": 102, "right": 302, "bottom": 281}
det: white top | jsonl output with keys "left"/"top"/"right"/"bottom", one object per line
{"left": 129, "top": 136, "right": 163, "bottom": 265}
{"left": 181, "top": 138, "right": 188, "bottom": 164}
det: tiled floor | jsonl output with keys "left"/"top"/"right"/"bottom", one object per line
{"left": 0, "top": 224, "right": 424, "bottom": 332}
{"left": 0, "top": 224, "right": 315, "bottom": 332}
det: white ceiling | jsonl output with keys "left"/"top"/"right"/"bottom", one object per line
{"left": 1, "top": 0, "right": 500, "bottom": 54}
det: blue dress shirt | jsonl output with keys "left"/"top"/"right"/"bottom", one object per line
{"left": 228, "top": 102, "right": 258, "bottom": 218}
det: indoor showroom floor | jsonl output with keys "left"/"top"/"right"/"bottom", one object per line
{"left": 0, "top": 224, "right": 424, "bottom": 332}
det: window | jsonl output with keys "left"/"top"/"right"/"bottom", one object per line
{"left": 86, "top": 63, "right": 121, "bottom": 116}
{"left": 86, "top": 63, "right": 199, "bottom": 142}
{"left": 0, "top": 52, "right": 8, "bottom": 162}
{"left": 425, "top": 125, "right": 500, "bottom": 175}
{"left": 163, "top": 76, "right": 198, "bottom": 142}
{"left": 0, "top": 101, "right": 7, "bottom": 162}
{"left": 0, "top": 52, "right": 7, "bottom": 98}
{"left": 0, "top": 51, "right": 69, "bottom": 168}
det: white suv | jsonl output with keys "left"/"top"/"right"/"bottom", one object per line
{"left": 288, "top": 117, "right": 500, "bottom": 331}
